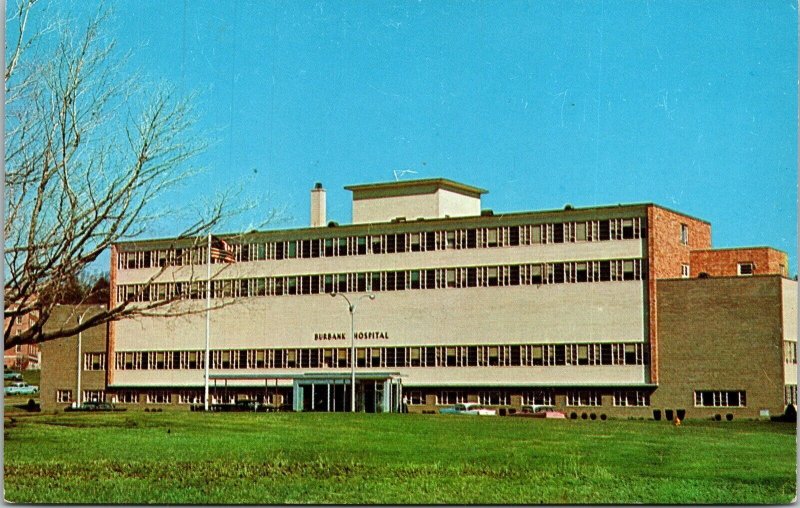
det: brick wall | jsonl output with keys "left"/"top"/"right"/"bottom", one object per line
{"left": 691, "top": 247, "right": 788, "bottom": 278}
{"left": 40, "top": 306, "right": 108, "bottom": 412}
{"left": 4, "top": 310, "right": 41, "bottom": 369}
{"left": 646, "top": 205, "right": 712, "bottom": 384}
{"left": 652, "top": 276, "right": 785, "bottom": 418}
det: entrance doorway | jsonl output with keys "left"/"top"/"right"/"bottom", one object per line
{"left": 294, "top": 374, "right": 403, "bottom": 413}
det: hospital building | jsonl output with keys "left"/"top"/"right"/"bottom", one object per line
{"left": 41, "top": 178, "right": 797, "bottom": 419}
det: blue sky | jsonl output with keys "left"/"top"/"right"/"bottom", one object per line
{"left": 20, "top": 1, "right": 800, "bottom": 271}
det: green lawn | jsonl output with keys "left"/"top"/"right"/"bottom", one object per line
{"left": 3, "top": 412, "right": 796, "bottom": 504}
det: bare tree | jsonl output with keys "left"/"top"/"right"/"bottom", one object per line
{"left": 4, "top": 1, "right": 243, "bottom": 348}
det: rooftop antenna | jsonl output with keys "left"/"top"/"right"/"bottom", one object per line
{"left": 393, "top": 169, "right": 418, "bottom": 181}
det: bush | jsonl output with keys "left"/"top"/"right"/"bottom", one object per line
{"left": 589, "top": 413, "right": 597, "bottom": 420}
{"left": 726, "top": 413, "right": 734, "bottom": 421}
{"left": 570, "top": 412, "right": 577, "bottom": 420}
{"left": 600, "top": 414, "right": 607, "bottom": 421}
{"left": 714, "top": 414, "right": 721, "bottom": 421}
{"left": 581, "top": 413, "right": 588, "bottom": 420}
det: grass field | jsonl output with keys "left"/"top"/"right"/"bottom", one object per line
{"left": 3, "top": 411, "right": 796, "bottom": 504}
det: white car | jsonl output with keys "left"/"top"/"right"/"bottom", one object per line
{"left": 4, "top": 381, "right": 39, "bottom": 396}
{"left": 439, "top": 402, "right": 497, "bottom": 416}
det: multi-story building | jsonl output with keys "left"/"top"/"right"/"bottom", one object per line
{"left": 40, "top": 179, "right": 797, "bottom": 419}
{"left": 4, "top": 307, "right": 41, "bottom": 370}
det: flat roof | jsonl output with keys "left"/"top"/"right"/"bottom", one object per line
{"left": 344, "top": 178, "right": 488, "bottom": 198}
{"left": 690, "top": 246, "right": 787, "bottom": 254}
{"left": 115, "top": 202, "right": 654, "bottom": 250}
{"left": 114, "top": 200, "right": 712, "bottom": 251}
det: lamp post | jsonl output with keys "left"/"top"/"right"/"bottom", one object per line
{"left": 331, "top": 292, "right": 375, "bottom": 412}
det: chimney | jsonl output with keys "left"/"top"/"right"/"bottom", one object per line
{"left": 310, "top": 182, "right": 326, "bottom": 227}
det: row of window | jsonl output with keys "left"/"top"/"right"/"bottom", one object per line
{"left": 62, "top": 390, "right": 107, "bottom": 403}
{"left": 113, "top": 343, "right": 647, "bottom": 371}
{"left": 117, "top": 218, "right": 647, "bottom": 270}
{"left": 116, "top": 258, "right": 647, "bottom": 303}
{"left": 55, "top": 389, "right": 246, "bottom": 405}
{"left": 56, "top": 388, "right": 650, "bottom": 408}
{"left": 58, "top": 388, "right": 757, "bottom": 409}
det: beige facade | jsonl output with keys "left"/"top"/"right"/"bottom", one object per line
{"left": 347, "top": 179, "right": 485, "bottom": 224}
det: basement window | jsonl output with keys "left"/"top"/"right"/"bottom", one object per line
{"left": 613, "top": 390, "right": 649, "bottom": 407}
{"left": 694, "top": 390, "right": 746, "bottom": 407}
{"left": 147, "top": 391, "right": 171, "bottom": 404}
{"left": 522, "top": 390, "right": 554, "bottom": 406}
{"left": 566, "top": 390, "right": 601, "bottom": 406}
{"left": 83, "top": 390, "right": 106, "bottom": 403}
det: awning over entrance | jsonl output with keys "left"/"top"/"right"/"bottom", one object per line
{"left": 208, "top": 372, "right": 404, "bottom": 413}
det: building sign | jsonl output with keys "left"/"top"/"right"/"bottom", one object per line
{"left": 314, "top": 331, "right": 390, "bottom": 341}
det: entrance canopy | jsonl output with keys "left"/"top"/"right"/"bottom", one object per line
{"left": 208, "top": 371, "right": 402, "bottom": 381}
{"left": 208, "top": 372, "right": 404, "bottom": 413}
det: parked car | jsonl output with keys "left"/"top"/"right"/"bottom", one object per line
{"left": 4, "top": 382, "right": 38, "bottom": 395}
{"left": 511, "top": 405, "right": 566, "bottom": 419}
{"left": 64, "top": 401, "right": 126, "bottom": 412}
{"left": 438, "top": 403, "right": 496, "bottom": 416}
{"left": 4, "top": 371, "right": 23, "bottom": 381}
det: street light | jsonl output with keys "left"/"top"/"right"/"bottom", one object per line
{"left": 330, "top": 292, "right": 375, "bottom": 412}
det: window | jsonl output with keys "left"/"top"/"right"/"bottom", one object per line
{"left": 566, "top": 391, "right": 601, "bottom": 406}
{"left": 613, "top": 390, "right": 649, "bottom": 407}
{"left": 785, "top": 385, "right": 797, "bottom": 406}
{"left": 147, "top": 391, "right": 172, "bottom": 404}
{"left": 738, "top": 262, "right": 754, "bottom": 276}
{"left": 681, "top": 264, "right": 690, "bottom": 278}
{"left": 694, "top": 390, "right": 746, "bottom": 407}
{"left": 405, "top": 390, "right": 425, "bottom": 405}
{"left": 178, "top": 390, "right": 204, "bottom": 404}
{"left": 56, "top": 390, "right": 73, "bottom": 403}
{"left": 113, "top": 391, "right": 139, "bottom": 404}
{"left": 785, "top": 341, "right": 797, "bottom": 364}
{"left": 83, "top": 390, "right": 105, "bottom": 403}
{"left": 83, "top": 353, "right": 106, "bottom": 371}
{"left": 680, "top": 224, "right": 689, "bottom": 245}
{"left": 478, "top": 391, "right": 508, "bottom": 405}
{"left": 521, "top": 390, "right": 553, "bottom": 406}
{"left": 437, "top": 391, "right": 466, "bottom": 405}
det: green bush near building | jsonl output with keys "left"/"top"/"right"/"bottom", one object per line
{"left": 3, "top": 412, "right": 796, "bottom": 504}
